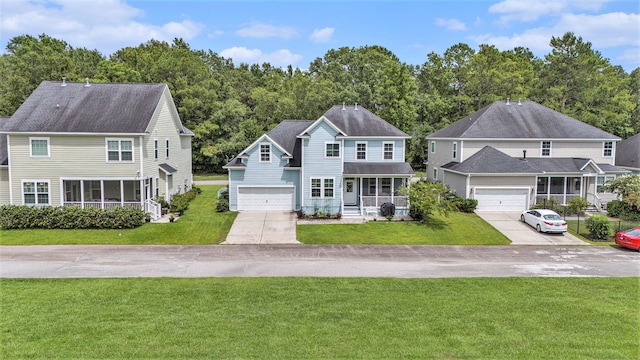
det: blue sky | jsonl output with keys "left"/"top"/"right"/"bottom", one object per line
{"left": 1, "top": 0, "right": 638, "bottom": 71}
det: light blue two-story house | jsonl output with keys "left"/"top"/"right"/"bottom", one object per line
{"left": 223, "top": 104, "right": 414, "bottom": 216}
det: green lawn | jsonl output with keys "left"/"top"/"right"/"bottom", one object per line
{"left": 193, "top": 173, "right": 228, "bottom": 181}
{"left": 298, "top": 212, "right": 511, "bottom": 245}
{"left": 1, "top": 277, "right": 637, "bottom": 359}
{"left": 0, "top": 185, "right": 236, "bottom": 245}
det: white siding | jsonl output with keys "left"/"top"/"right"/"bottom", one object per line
{"left": 0, "top": 168, "right": 9, "bottom": 204}
{"left": 462, "top": 140, "right": 615, "bottom": 164}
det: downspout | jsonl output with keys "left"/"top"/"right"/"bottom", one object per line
{"left": 466, "top": 174, "right": 471, "bottom": 200}
{"left": 300, "top": 138, "right": 305, "bottom": 210}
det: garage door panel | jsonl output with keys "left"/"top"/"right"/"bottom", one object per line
{"left": 237, "top": 187, "right": 294, "bottom": 211}
{"left": 475, "top": 188, "right": 528, "bottom": 212}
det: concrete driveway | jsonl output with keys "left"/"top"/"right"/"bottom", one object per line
{"left": 222, "top": 211, "right": 299, "bottom": 245}
{"left": 476, "top": 211, "right": 588, "bottom": 245}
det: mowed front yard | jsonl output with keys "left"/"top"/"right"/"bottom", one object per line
{"left": 1, "top": 185, "right": 510, "bottom": 245}
{"left": 1, "top": 277, "right": 637, "bottom": 359}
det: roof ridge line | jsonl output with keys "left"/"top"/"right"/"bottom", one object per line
{"left": 459, "top": 102, "right": 495, "bottom": 138}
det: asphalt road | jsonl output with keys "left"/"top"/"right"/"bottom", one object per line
{"left": 1, "top": 244, "right": 638, "bottom": 278}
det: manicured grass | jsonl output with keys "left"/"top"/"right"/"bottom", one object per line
{"left": 566, "top": 219, "right": 638, "bottom": 246}
{"left": 1, "top": 277, "right": 637, "bottom": 359}
{"left": 0, "top": 185, "right": 235, "bottom": 245}
{"left": 298, "top": 212, "right": 511, "bottom": 245}
{"left": 193, "top": 173, "right": 228, "bottom": 181}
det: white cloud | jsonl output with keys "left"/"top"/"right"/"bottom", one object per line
{"left": 0, "top": 0, "right": 204, "bottom": 54}
{"left": 310, "top": 27, "right": 334, "bottom": 43}
{"left": 220, "top": 46, "right": 302, "bottom": 66}
{"left": 488, "top": 0, "right": 610, "bottom": 24}
{"left": 557, "top": 12, "right": 640, "bottom": 47}
{"left": 435, "top": 18, "right": 467, "bottom": 31}
{"left": 617, "top": 48, "right": 640, "bottom": 64}
{"left": 236, "top": 23, "right": 298, "bottom": 39}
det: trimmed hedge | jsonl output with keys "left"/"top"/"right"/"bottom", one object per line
{"left": 169, "top": 188, "right": 200, "bottom": 213}
{"left": 0, "top": 205, "right": 145, "bottom": 230}
{"left": 585, "top": 215, "right": 611, "bottom": 241}
{"left": 606, "top": 200, "right": 640, "bottom": 221}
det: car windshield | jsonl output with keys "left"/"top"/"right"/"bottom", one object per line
{"left": 543, "top": 214, "right": 561, "bottom": 220}
{"left": 624, "top": 229, "right": 640, "bottom": 236}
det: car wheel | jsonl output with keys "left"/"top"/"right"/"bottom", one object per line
{"left": 536, "top": 224, "right": 542, "bottom": 233}
{"left": 520, "top": 215, "right": 525, "bottom": 222}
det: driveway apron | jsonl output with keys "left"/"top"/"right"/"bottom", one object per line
{"left": 223, "top": 211, "right": 299, "bottom": 245}
{"left": 476, "top": 211, "right": 588, "bottom": 245}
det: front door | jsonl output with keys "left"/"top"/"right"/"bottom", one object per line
{"left": 344, "top": 179, "right": 356, "bottom": 205}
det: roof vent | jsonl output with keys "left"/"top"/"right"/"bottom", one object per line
{"left": 354, "top": 102, "right": 358, "bottom": 110}
{"left": 61, "top": 77, "right": 67, "bottom": 87}
{"left": 342, "top": 102, "right": 346, "bottom": 110}
{"left": 522, "top": 149, "right": 527, "bottom": 160}
{"left": 84, "top": 78, "right": 90, "bottom": 87}
{"left": 506, "top": 98, "right": 510, "bottom": 105}
{"left": 518, "top": 98, "right": 522, "bottom": 105}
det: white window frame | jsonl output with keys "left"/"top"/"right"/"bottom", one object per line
{"left": 541, "top": 141, "right": 552, "bottom": 157}
{"left": 383, "top": 142, "right": 394, "bottom": 160}
{"left": 106, "top": 138, "right": 134, "bottom": 162}
{"left": 452, "top": 142, "right": 457, "bottom": 159}
{"left": 165, "top": 139, "right": 170, "bottom": 159}
{"left": 356, "top": 142, "right": 367, "bottom": 161}
{"left": 22, "top": 180, "right": 50, "bottom": 206}
{"left": 602, "top": 141, "right": 613, "bottom": 158}
{"left": 325, "top": 142, "right": 341, "bottom": 158}
{"left": 154, "top": 139, "right": 158, "bottom": 160}
{"left": 433, "top": 168, "right": 438, "bottom": 180}
{"left": 596, "top": 175, "right": 615, "bottom": 193}
{"left": 259, "top": 143, "right": 271, "bottom": 163}
{"left": 29, "top": 137, "right": 50, "bottom": 157}
{"left": 430, "top": 141, "right": 436, "bottom": 154}
{"left": 310, "top": 177, "right": 334, "bottom": 199}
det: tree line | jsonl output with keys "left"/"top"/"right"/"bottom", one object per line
{"left": 1, "top": 33, "right": 638, "bottom": 173}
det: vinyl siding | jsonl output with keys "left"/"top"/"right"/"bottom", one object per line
{"left": 8, "top": 134, "right": 140, "bottom": 205}
{"left": 343, "top": 139, "right": 405, "bottom": 162}
{"left": 426, "top": 139, "right": 451, "bottom": 182}
{"left": 441, "top": 171, "right": 468, "bottom": 198}
{"left": 0, "top": 168, "right": 9, "bottom": 204}
{"left": 470, "top": 175, "right": 535, "bottom": 188}
{"left": 462, "top": 140, "right": 616, "bottom": 164}
{"left": 142, "top": 88, "right": 192, "bottom": 200}
{"left": 227, "top": 141, "right": 300, "bottom": 211}
{"left": 302, "top": 122, "right": 342, "bottom": 213}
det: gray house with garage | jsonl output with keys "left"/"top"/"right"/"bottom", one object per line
{"left": 615, "top": 132, "right": 640, "bottom": 174}
{"left": 224, "top": 104, "right": 414, "bottom": 216}
{"left": 426, "top": 99, "right": 629, "bottom": 211}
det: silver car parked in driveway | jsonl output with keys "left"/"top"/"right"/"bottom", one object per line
{"left": 521, "top": 209, "right": 568, "bottom": 233}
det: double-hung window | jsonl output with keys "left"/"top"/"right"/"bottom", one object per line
{"left": 356, "top": 142, "right": 367, "bottom": 160}
{"left": 596, "top": 176, "right": 615, "bottom": 193}
{"left": 383, "top": 142, "right": 394, "bottom": 160}
{"left": 541, "top": 141, "right": 551, "bottom": 157}
{"left": 107, "top": 139, "right": 133, "bottom": 162}
{"left": 259, "top": 143, "right": 271, "bottom": 162}
{"left": 23, "top": 181, "right": 50, "bottom": 205}
{"left": 310, "top": 178, "right": 334, "bottom": 198}
{"left": 603, "top": 141, "right": 613, "bottom": 157}
{"left": 165, "top": 139, "right": 170, "bottom": 159}
{"left": 30, "top": 137, "right": 49, "bottom": 157}
{"left": 430, "top": 141, "right": 436, "bottom": 154}
{"left": 325, "top": 142, "right": 340, "bottom": 158}
{"left": 452, "top": 142, "right": 457, "bottom": 159}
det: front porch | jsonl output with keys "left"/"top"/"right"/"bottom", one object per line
{"left": 342, "top": 177, "right": 410, "bottom": 217}
{"left": 534, "top": 174, "right": 619, "bottom": 210}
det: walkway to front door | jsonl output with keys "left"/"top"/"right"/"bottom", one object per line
{"left": 222, "top": 211, "right": 299, "bottom": 244}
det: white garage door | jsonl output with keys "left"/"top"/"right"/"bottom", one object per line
{"left": 474, "top": 188, "right": 528, "bottom": 212}
{"left": 237, "top": 187, "right": 294, "bottom": 211}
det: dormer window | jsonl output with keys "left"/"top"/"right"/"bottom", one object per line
{"left": 260, "top": 143, "right": 271, "bottom": 163}
{"left": 541, "top": 141, "right": 551, "bottom": 157}
{"left": 603, "top": 141, "right": 613, "bottom": 157}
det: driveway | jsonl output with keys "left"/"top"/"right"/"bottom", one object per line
{"left": 222, "top": 211, "right": 299, "bottom": 245}
{"left": 476, "top": 211, "right": 588, "bottom": 245}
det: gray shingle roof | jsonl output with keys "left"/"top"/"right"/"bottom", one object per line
{"left": 428, "top": 100, "right": 620, "bottom": 140}
{"left": 616, "top": 133, "right": 640, "bottom": 169}
{"left": 322, "top": 105, "right": 409, "bottom": 137}
{"left": 159, "top": 163, "right": 177, "bottom": 174}
{"left": 268, "top": 120, "right": 314, "bottom": 154}
{"left": 444, "top": 146, "right": 629, "bottom": 174}
{"left": 343, "top": 162, "right": 414, "bottom": 176}
{"left": 3, "top": 81, "right": 167, "bottom": 134}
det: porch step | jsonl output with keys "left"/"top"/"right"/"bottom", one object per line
{"left": 585, "top": 205, "right": 599, "bottom": 213}
{"left": 342, "top": 207, "right": 361, "bottom": 217}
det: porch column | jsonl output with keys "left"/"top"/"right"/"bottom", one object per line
{"left": 80, "top": 180, "right": 85, "bottom": 209}
{"left": 120, "top": 180, "right": 125, "bottom": 206}
{"left": 100, "top": 180, "right": 105, "bottom": 209}
{"left": 375, "top": 177, "right": 379, "bottom": 208}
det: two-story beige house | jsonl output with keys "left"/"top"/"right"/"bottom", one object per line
{"left": 0, "top": 80, "right": 193, "bottom": 220}
{"left": 426, "top": 99, "right": 629, "bottom": 211}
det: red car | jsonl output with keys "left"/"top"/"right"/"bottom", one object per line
{"left": 615, "top": 228, "right": 640, "bottom": 251}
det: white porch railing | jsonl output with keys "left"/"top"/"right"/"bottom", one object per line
{"left": 361, "top": 196, "right": 409, "bottom": 208}
{"left": 144, "top": 199, "right": 162, "bottom": 220}
{"left": 64, "top": 201, "right": 142, "bottom": 210}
